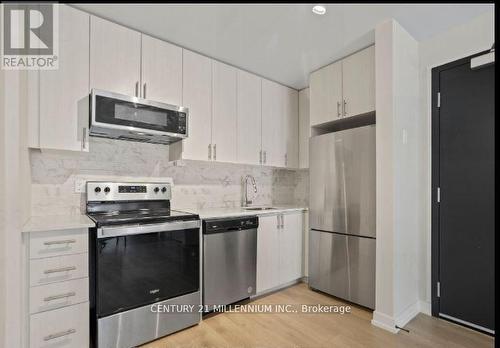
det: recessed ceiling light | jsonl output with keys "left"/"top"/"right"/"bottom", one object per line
{"left": 312, "top": 5, "right": 326, "bottom": 15}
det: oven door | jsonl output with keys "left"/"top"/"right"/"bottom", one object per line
{"left": 95, "top": 220, "right": 200, "bottom": 318}
{"left": 91, "top": 89, "right": 188, "bottom": 138}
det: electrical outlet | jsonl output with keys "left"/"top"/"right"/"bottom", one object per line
{"left": 75, "top": 179, "right": 86, "bottom": 193}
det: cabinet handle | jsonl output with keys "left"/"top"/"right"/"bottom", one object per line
{"left": 82, "top": 128, "right": 87, "bottom": 150}
{"left": 143, "top": 83, "right": 147, "bottom": 99}
{"left": 44, "top": 291, "right": 76, "bottom": 302}
{"left": 263, "top": 151, "right": 267, "bottom": 164}
{"left": 259, "top": 150, "right": 262, "bottom": 164}
{"left": 277, "top": 215, "right": 280, "bottom": 229}
{"left": 280, "top": 215, "right": 284, "bottom": 229}
{"left": 44, "top": 239, "right": 76, "bottom": 246}
{"left": 44, "top": 329, "right": 76, "bottom": 341}
{"left": 285, "top": 154, "right": 288, "bottom": 166}
{"left": 337, "top": 101, "right": 341, "bottom": 118}
{"left": 208, "top": 144, "right": 212, "bottom": 160}
{"left": 343, "top": 99, "right": 347, "bottom": 117}
{"left": 135, "top": 81, "right": 139, "bottom": 97}
{"left": 214, "top": 144, "right": 217, "bottom": 161}
{"left": 43, "top": 266, "right": 76, "bottom": 274}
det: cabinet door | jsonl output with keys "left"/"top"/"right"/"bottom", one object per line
{"left": 212, "top": 61, "right": 237, "bottom": 163}
{"left": 261, "top": 79, "right": 284, "bottom": 167}
{"left": 90, "top": 16, "right": 141, "bottom": 96}
{"left": 237, "top": 70, "right": 262, "bottom": 165}
{"left": 280, "top": 213, "right": 303, "bottom": 283}
{"left": 309, "top": 61, "right": 342, "bottom": 126}
{"left": 257, "top": 215, "right": 280, "bottom": 293}
{"left": 342, "top": 45, "right": 375, "bottom": 117}
{"left": 298, "top": 88, "right": 310, "bottom": 168}
{"left": 284, "top": 87, "right": 299, "bottom": 168}
{"left": 182, "top": 49, "right": 213, "bottom": 161}
{"left": 141, "top": 34, "right": 182, "bottom": 105}
{"left": 39, "top": 5, "right": 89, "bottom": 152}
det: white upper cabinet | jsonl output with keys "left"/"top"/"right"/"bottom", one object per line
{"left": 298, "top": 88, "right": 310, "bottom": 168}
{"left": 90, "top": 16, "right": 141, "bottom": 96}
{"left": 310, "top": 61, "right": 342, "bottom": 126}
{"left": 342, "top": 45, "right": 375, "bottom": 118}
{"left": 141, "top": 34, "right": 182, "bottom": 105}
{"left": 261, "top": 79, "right": 284, "bottom": 167}
{"left": 284, "top": 87, "right": 299, "bottom": 168}
{"left": 309, "top": 45, "right": 375, "bottom": 125}
{"left": 39, "top": 5, "right": 90, "bottom": 152}
{"left": 237, "top": 70, "right": 262, "bottom": 165}
{"left": 211, "top": 61, "right": 237, "bottom": 163}
{"left": 182, "top": 49, "right": 213, "bottom": 161}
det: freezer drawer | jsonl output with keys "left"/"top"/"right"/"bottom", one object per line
{"left": 309, "top": 230, "right": 375, "bottom": 309}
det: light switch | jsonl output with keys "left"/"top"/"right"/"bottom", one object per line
{"left": 402, "top": 129, "right": 408, "bottom": 145}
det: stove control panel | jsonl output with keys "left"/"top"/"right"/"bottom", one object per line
{"left": 87, "top": 182, "right": 172, "bottom": 202}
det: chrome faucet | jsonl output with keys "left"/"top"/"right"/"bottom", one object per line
{"left": 243, "top": 175, "right": 257, "bottom": 207}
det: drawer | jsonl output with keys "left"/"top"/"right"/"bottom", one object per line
{"left": 29, "top": 229, "right": 88, "bottom": 259}
{"left": 30, "top": 302, "right": 89, "bottom": 348}
{"left": 30, "top": 278, "right": 89, "bottom": 314}
{"left": 30, "top": 253, "right": 88, "bottom": 287}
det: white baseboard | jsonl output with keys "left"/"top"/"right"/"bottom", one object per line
{"left": 395, "top": 301, "right": 420, "bottom": 327}
{"left": 371, "top": 311, "right": 399, "bottom": 333}
{"left": 418, "top": 300, "right": 431, "bottom": 316}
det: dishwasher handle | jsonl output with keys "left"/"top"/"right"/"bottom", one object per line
{"left": 203, "top": 216, "right": 259, "bottom": 234}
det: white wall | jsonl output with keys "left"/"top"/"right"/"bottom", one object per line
{"left": 373, "top": 19, "right": 420, "bottom": 333}
{"left": 417, "top": 10, "right": 495, "bottom": 311}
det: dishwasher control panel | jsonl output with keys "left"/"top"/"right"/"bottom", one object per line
{"left": 203, "top": 216, "right": 259, "bottom": 234}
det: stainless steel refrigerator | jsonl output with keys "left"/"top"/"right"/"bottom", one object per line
{"left": 308, "top": 124, "right": 376, "bottom": 309}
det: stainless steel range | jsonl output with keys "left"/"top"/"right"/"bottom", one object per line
{"left": 86, "top": 182, "right": 201, "bottom": 348}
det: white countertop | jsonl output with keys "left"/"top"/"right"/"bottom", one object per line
{"left": 22, "top": 214, "right": 95, "bottom": 233}
{"left": 178, "top": 205, "right": 308, "bottom": 219}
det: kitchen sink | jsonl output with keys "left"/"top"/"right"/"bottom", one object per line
{"left": 243, "top": 207, "right": 277, "bottom": 211}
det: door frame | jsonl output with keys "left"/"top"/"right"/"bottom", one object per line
{"left": 431, "top": 48, "right": 494, "bottom": 318}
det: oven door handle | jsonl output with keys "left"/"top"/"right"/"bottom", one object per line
{"left": 97, "top": 220, "right": 200, "bottom": 239}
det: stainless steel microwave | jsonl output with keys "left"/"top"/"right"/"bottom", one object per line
{"left": 89, "top": 89, "right": 188, "bottom": 144}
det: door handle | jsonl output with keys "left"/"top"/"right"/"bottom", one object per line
{"left": 82, "top": 128, "right": 87, "bottom": 150}
{"left": 143, "top": 83, "right": 147, "bottom": 99}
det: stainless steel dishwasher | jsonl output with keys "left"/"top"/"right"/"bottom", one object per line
{"left": 203, "top": 216, "right": 258, "bottom": 310}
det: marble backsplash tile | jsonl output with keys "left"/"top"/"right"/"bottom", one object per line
{"left": 30, "top": 137, "right": 309, "bottom": 215}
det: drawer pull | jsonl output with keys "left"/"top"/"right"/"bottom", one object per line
{"left": 43, "top": 292, "right": 76, "bottom": 302}
{"left": 43, "top": 328, "right": 76, "bottom": 341}
{"left": 44, "top": 266, "right": 76, "bottom": 274}
{"left": 44, "top": 239, "right": 76, "bottom": 246}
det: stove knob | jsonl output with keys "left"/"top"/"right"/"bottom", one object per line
{"left": 154, "top": 187, "right": 160, "bottom": 193}
{"left": 161, "top": 187, "right": 167, "bottom": 193}
{"left": 94, "top": 187, "right": 101, "bottom": 193}
{"left": 104, "top": 187, "right": 111, "bottom": 193}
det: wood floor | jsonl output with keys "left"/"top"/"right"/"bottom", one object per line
{"left": 142, "top": 283, "right": 494, "bottom": 348}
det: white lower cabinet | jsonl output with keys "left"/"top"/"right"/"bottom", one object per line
{"left": 256, "top": 212, "right": 304, "bottom": 294}
{"left": 30, "top": 302, "right": 89, "bottom": 348}
{"left": 26, "top": 228, "right": 89, "bottom": 348}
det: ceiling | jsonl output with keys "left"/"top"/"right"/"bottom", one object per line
{"left": 74, "top": 3, "right": 493, "bottom": 89}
